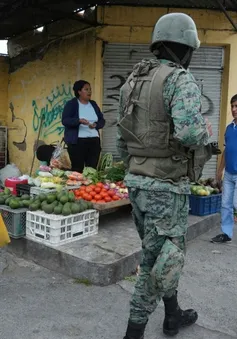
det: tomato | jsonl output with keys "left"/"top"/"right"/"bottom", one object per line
{"left": 76, "top": 197, "right": 82, "bottom": 200}
{"left": 90, "top": 191, "right": 96, "bottom": 197}
{"left": 113, "top": 195, "right": 120, "bottom": 201}
{"left": 87, "top": 194, "right": 92, "bottom": 201}
{"left": 94, "top": 194, "right": 102, "bottom": 201}
{"left": 90, "top": 185, "right": 96, "bottom": 190}
{"left": 107, "top": 190, "right": 115, "bottom": 197}
{"left": 85, "top": 187, "right": 93, "bottom": 193}
{"left": 100, "top": 192, "right": 108, "bottom": 199}
{"left": 96, "top": 182, "right": 103, "bottom": 188}
{"left": 105, "top": 196, "right": 112, "bottom": 203}
{"left": 82, "top": 193, "right": 90, "bottom": 201}
{"left": 94, "top": 187, "right": 101, "bottom": 193}
{"left": 101, "top": 188, "right": 107, "bottom": 193}
{"left": 91, "top": 199, "right": 97, "bottom": 203}
{"left": 80, "top": 186, "right": 86, "bottom": 191}
{"left": 97, "top": 200, "right": 105, "bottom": 204}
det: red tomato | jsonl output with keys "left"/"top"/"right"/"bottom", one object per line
{"left": 113, "top": 195, "right": 120, "bottom": 201}
{"left": 90, "top": 191, "right": 96, "bottom": 197}
{"left": 107, "top": 190, "right": 115, "bottom": 197}
{"left": 97, "top": 200, "right": 105, "bottom": 204}
{"left": 94, "top": 187, "right": 101, "bottom": 193}
{"left": 94, "top": 194, "right": 102, "bottom": 201}
{"left": 90, "top": 185, "right": 96, "bottom": 190}
{"left": 96, "top": 182, "right": 103, "bottom": 188}
{"left": 100, "top": 192, "right": 108, "bottom": 199}
{"left": 85, "top": 187, "right": 93, "bottom": 193}
{"left": 91, "top": 199, "right": 97, "bottom": 203}
{"left": 82, "top": 193, "right": 90, "bottom": 201}
{"left": 105, "top": 196, "right": 112, "bottom": 203}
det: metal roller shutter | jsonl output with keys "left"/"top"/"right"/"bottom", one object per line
{"left": 102, "top": 43, "right": 224, "bottom": 178}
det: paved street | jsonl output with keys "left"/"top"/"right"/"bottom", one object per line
{"left": 0, "top": 225, "right": 237, "bottom": 339}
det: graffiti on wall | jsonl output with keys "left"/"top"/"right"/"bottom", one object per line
{"left": 32, "top": 83, "right": 73, "bottom": 138}
{"left": 9, "top": 102, "right": 27, "bottom": 151}
{"left": 104, "top": 73, "right": 215, "bottom": 129}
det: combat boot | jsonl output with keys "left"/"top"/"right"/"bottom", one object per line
{"left": 123, "top": 321, "right": 147, "bottom": 339}
{"left": 162, "top": 291, "right": 198, "bottom": 336}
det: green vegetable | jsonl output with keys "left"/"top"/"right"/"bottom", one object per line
{"left": 105, "top": 166, "right": 125, "bottom": 182}
{"left": 97, "top": 153, "right": 113, "bottom": 171}
{"left": 83, "top": 167, "right": 101, "bottom": 184}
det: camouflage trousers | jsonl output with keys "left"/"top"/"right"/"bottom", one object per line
{"left": 128, "top": 187, "right": 189, "bottom": 324}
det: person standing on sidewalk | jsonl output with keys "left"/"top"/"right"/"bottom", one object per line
{"left": 211, "top": 94, "right": 237, "bottom": 244}
{"left": 117, "top": 13, "right": 213, "bottom": 339}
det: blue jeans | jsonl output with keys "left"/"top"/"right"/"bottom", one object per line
{"left": 221, "top": 171, "right": 237, "bottom": 238}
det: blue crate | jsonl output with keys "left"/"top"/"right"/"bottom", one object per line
{"left": 189, "top": 194, "right": 222, "bottom": 216}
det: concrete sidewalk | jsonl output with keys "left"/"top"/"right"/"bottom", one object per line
{"left": 7, "top": 205, "right": 220, "bottom": 285}
{"left": 0, "top": 225, "right": 236, "bottom": 339}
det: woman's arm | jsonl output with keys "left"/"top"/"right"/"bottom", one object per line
{"left": 92, "top": 101, "right": 105, "bottom": 129}
{"left": 62, "top": 101, "right": 80, "bottom": 128}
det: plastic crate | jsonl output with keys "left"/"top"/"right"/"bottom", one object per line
{"left": 16, "top": 184, "right": 32, "bottom": 197}
{"left": 26, "top": 209, "right": 99, "bottom": 246}
{"left": 189, "top": 194, "right": 222, "bottom": 216}
{"left": 0, "top": 205, "right": 27, "bottom": 239}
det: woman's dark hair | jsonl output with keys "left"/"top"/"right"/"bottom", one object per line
{"left": 73, "top": 80, "right": 90, "bottom": 98}
{"left": 231, "top": 94, "right": 237, "bottom": 104}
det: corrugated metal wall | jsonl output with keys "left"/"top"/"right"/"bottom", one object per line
{"left": 102, "top": 43, "right": 224, "bottom": 178}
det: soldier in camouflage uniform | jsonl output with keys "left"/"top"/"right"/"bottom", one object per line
{"left": 117, "top": 13, "right": 213, "bottom": 339}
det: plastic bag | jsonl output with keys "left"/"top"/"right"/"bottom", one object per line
{"left": 0, "top": 164, "right": 21, "bottom": 184}
{"left": 0, "top": 214, "right": 10, "bottom": 248}
{"left": 50, "top": 143, "right": 71, "bottom": 170}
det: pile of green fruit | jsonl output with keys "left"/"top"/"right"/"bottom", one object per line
{"left": 191, "top": 177, "right": 222, "bottom": 196}
{"left": 30, "top": 191, "right": 93, "bottom": 216}
{"left": 0, "top": 188, "right": 32, "bottom": 209}
{"left": 0, "top": 189, "right": 93, "bottom": 216}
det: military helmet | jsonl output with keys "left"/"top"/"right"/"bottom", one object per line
{"left": 150, "top": 13, "right": 200, "bottom": 53}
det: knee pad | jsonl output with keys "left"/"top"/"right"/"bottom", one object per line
{"left": 150, "top": 238, "right": 185, "bottom": 294}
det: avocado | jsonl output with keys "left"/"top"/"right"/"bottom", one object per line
{"left": 43, "top": 203, "right": 54, "bottom": 214}
{"left": 62, "top": 205, "right": 71, "bottom": 216}
{"left": 9, "top": 200, "right": 20, "bottom": 209}
{"left": 4, "top": 188, "right": 11, "bottom": 195}
{"left": 21, "top": 194, "right": 30, "bottom": 200}
{"left": 54, "top": 205, "right": 62, "bottom": 215}
{"left": 38, "top": 193, "right": 47, "bottom": 202}
{"left": 5, "top": 197, "right": 11, "bottom": 206}
{"left": 60, "top": 195, "right": 69, "bottom": 204}
{"left": 47, "top": 194, "right": 56, "bottom": 204}
{"left": 68, "top": 192, "right": 75, "bottom": 202}
{"left": 71, "top": 203, "right": 80, "bottom": 214}
{"left": 22, "top": 200, "right": 31, "bottom": 208}
{"left": 29, "top": 203, "right": 40, "bottom": 211}
{"left": 51, "top": 200, "right": 58, "bottom": 208}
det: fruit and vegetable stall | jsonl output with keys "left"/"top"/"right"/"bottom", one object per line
{"left": 0, "top": 152, "right": 222, "bottom": 243}
{"left": 0, "top": 154, "right": 131, "bottom": 243}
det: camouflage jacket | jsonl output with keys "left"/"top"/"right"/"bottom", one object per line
{"left": 117, "top": 59, "right": 210, "bottom": 194}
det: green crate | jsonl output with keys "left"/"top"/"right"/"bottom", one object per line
{"left": 0, "top": 206, "right": 27, "bottom": 239}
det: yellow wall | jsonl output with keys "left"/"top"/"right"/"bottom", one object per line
{"left": 8, "top": 30, "right": 97, "bottom": 173}
{"left": 96, "top": 6, "right": 237, "bottom": 155}
{"left": 8, "top": 6, "right": 237, "bottom": 173}
{"left": 0, "top": 56, "right": 9, "bottom": 125}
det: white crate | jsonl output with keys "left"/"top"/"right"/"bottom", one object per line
{"left": 30, "top": 185, "right": 81, "bottom": 198}
{"left": 26, "top": 209, "right": 99, "bottom": 246}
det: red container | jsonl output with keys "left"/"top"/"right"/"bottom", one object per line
{"left": 5, "top": 178, "right": 28, "bottom": 196}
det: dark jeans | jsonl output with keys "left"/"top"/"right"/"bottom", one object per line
{"left": 67, "top": 137, "right": 101, "bottom": 173}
